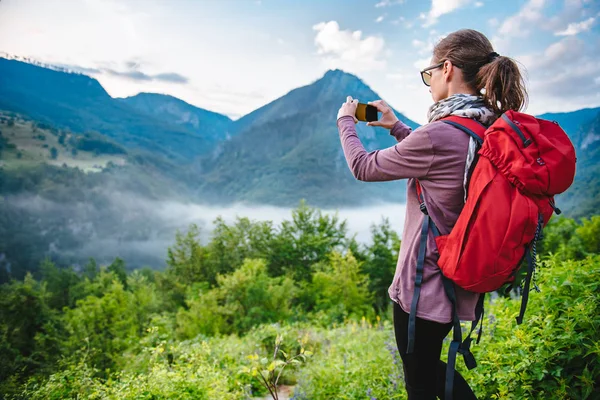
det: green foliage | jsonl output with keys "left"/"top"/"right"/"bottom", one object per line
{"left": 39, "top": 258, "right": 85, "bottom": 310}
{"left": 167, "top": 224, "right": 209, "bottom": 284}
{"left": 1, "top": 210, "right": 598, "bottom": 399}
{"left": 218, "top": 258, "right": 297, "bottom": 332}
{"left": 107, "top": 257, "right": 128, "bottom": 289}
{"left": 292, "top": 319, "right": 405, "bottom": 400}
{"left": 309, "top": 251, "right": 374, "bottom": 324}
{"left": 539, "top": 215, "right": 600, "bottom": 260}
{"left": 240, "top": 333, "right": 312, "bottom": 400}
{"left": 176, "top": 282, "right": 229, "bottom": 338}
{"left": 361, "top": 217, "right": 400, "bottom": 313}
{"left": 207, "top": 216, "right": 274, "bottom": 280}
{"left": 577, "top": 215, "right": 600, "bottom": 254}
{"left": 61, "top": 279, "right": 139, "bottom": 376}
{"left": 459, "top": 254, "right": 600, "bottom": 399}
{"left": 0, "top": 273, "right": 63, "bottom": 396}
{"left": 266, "top": 200, "right": 350, "bottom": 281}
{"left": 68, "top": 131, "right": 127, "bottom": 155}
{"left": 21, "top": 339, "right": 246, "bottom": 399}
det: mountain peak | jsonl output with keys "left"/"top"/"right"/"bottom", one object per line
{"left": 323, "top": 68, "right": 355, "bottom": 78}
{"left": 319, "top": 68, "right": 364, "bottom": 87}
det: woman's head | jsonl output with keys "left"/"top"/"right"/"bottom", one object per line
{"left": 424, "top": 29, "right": 527, "bottom": 115}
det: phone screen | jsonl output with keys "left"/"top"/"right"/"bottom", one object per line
{"left": 355, "top": 103, "right": 379, "bottom": 122}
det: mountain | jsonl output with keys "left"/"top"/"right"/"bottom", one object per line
{"left": 3, "top": 56, "right": 599, "bottom": 213}
{"left": 197, "top": 69, "right": 420, "bottom": 207}
{"left": 536, "top": 108, "right": 600, "bottom": 217}
{"left": 119, "top": 93, "right": 233, "bottom": 145}
{"left": 553, "top": 110, "right": 600, "bottom": 218}
{"left": 0, "top": 57, "right": 210, "bottom": 162}
{"left": 538, "top": 107, "right": 600, "bottom": 148}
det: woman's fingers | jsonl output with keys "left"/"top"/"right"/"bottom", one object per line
{"left": 368, "top": 100, "right": 389, "bottom": 113}
{"left": 366, "top": 121, "right": 382, "bottom": 127}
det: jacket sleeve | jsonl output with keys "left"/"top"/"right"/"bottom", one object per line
{"left": 337, "top": 116, "right": 434, "bottom": 182}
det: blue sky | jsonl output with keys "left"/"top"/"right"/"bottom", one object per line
{"left": 0, "top": 0, "right": 599, "bottom": 124}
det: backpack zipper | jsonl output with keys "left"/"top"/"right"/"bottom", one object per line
{"left": 501, "top": 114, "right": 532, "bottom": 147}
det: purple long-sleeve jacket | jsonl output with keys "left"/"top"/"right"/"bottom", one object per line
{"left": 337, "top": 115, "right": 480, "bottom": 323}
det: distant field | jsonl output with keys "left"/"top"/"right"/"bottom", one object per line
{"left": 0, "top": 112, "right": 127, "bottom": 173}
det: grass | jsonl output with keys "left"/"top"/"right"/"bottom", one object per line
{"left": 0, "top": 113, "right": 126, "bottom": 173}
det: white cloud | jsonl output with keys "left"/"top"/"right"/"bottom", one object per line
{"left": 411, "top": 39, "right": 426, "bottom": 48}
{"left": 517, "top": 36, "right": 600, "bottom": 114}
{"left": 413, "top": 57, "right": 432, "bottom": 70}
{"left": 375, "top": 0, "right": 404, "bottom": 8}
{"left": 488, "top": 17, "right": 500, "bottom": 27}
{"left": 497, "top": 0, "right": 546, "bottom": 37}
{"left": 545, "top": 0, "right": 599, "bottom": 32}
{"left": 390, "top": 15, "right": 414, "bottom": 28}
{"left": 422, "top": 0, "right": 473, "bottom": 27}
{"left": 375, "top": 15, "right": 385, "bottom": 23}
{"left": 519, "top": 36, "right": 584, "bottom": 69}
{"left": 312, "top": 21, "right": 387, "bottom": 72}
{"left": 555, "top": 16, "right": 596, "bottom": 36}
{"left": 475, "top": 1, "right": 484, "bottom": 7}
{"left": 412, "top": 37, "right": 437, "bottom": 56}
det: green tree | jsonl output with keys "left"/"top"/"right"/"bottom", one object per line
{"left": 267, "top": 200, "right": 349, "bottom": 281}
{"left": 107, "top": 257, "right": 127, "bottom": 289}
{"left": 62, "top": 278, "right": 138, "bottom": 376}
{"left": 0, "top": 273, "right": 63, "bottom": 395}
{"left": 176, "top": 282, "right": 228, "bottom": 338}
{"left": 83, "top": 258, "right": 99, "bottom": 281}
{"left": 206, "top": 216, "right": 274, "bottom": 280}
{"left": 576, "top": 215, "right": 600, "bottom": 255}
{"left": 310, "top": 250, "right": 374, "bottom": 323}
{"left": 217, "top": 258, "right": 297, "bottom": 333}
{"left": 39, "top": 258, "right": 83, "bottom": 310}
{"left": 361, "top": 218, "right": 400, "bottom": 313}
{"left": 167, "top": 224, "right": 211, "bottom": 284}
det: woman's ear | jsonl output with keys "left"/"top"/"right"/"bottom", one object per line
{"left": 443, "top": 60, "right": 453, "bottom": 83}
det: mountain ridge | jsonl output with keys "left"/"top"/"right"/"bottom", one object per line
{"left": 1, "top": 56, "right": 598, "bottom": 212}
{"left": 118, "top": 92, "right": 234, "bottom": 145}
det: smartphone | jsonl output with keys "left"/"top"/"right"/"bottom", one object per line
{"left": 355, "top": 103, "right": 379, "bottom": 122}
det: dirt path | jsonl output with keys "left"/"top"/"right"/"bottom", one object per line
{"left": 253, "top": 385, "right": 295, "bottom": 400}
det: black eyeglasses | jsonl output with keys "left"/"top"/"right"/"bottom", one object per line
{"left": 420, "top": 60, "right": 463, "bottom": 86}
{"left": 420, "top": 61, "right": 444, "bottom": 87}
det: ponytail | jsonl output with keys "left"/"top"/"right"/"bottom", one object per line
{"left": 476, "top": 55, "right": 528, "bottom": 115}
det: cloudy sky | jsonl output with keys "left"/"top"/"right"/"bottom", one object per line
{"left": 0, "top": 0, "right": 599, "bottom": 124}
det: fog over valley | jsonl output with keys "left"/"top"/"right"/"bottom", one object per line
{"left": 4, "top": 192, "right": 406, "bottom": 271}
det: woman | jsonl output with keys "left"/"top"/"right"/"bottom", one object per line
{"left": 336, "top": 29, "right": 527, "bottom": 399}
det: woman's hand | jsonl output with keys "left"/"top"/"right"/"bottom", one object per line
{"left": 366, "top": 100, "right": 399, "bottom": 130}
{"left": 337, "top": 96, "right": 358, "bottom": 123}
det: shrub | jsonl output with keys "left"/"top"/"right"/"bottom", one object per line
{"left": 460, "top": 254, "right": 600, "bottom": 399}
{"left": 309, "top": 250, "right": 374, "bottom": 324}
{"left": 291, "top": 319, "right": 405, "bottom": 400}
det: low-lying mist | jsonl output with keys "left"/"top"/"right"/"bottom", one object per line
{"left": 5, "top": 192, "right": 406, "bottom": 271}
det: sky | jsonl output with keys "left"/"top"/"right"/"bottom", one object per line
{"left": 0, "top": 0, "right": 599, "bottom": 124}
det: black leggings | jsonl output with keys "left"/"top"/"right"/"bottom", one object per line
{"left": 393, "top": 301, "right": 478, "bottom": 400}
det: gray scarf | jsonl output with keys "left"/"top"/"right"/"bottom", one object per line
{"left": 427, "top": 93, "right": 497, "bottom": 201}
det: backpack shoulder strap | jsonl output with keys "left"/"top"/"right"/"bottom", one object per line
{"left": 441, "top": 115, "right": 486, "bottom": 145}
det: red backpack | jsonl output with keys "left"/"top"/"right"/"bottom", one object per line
{"left": 408, "top": 111, "right": 576, "bottom": 400}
